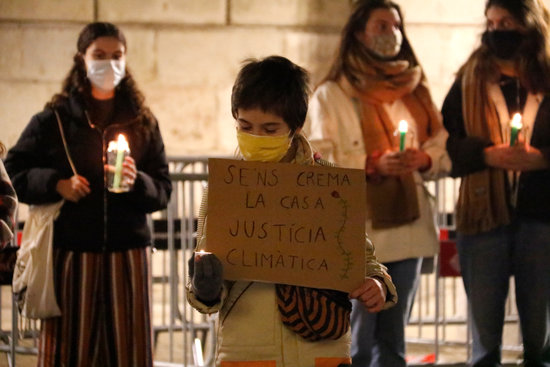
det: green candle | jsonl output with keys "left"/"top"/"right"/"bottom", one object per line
{"left": 510, "top": 113, "right": 522, "bottom": 146}
{"left": 112, "top": 134, "right": 128, "bottom": 189}
{"left": 398, "top": 120, "right": 408, "bottom": 152}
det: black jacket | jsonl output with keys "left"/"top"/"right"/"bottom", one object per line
{"left": 5, "top": 94, "right": 172, "bottom": 252}
{"left": 442, "top": 76, "right": 550, "bottom": 222}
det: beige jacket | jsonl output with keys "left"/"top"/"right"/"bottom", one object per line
{"left": 305, "top": 81, "right": 451, "bottom": 263}
{"left": 187, "top": 135, "right": 397, "bottom": 367}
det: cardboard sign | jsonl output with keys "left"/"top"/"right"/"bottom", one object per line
{"left": 205, "top": 158, "right": 367, "bottom": 292}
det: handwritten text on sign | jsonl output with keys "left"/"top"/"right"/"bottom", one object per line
{"left": 205, "top": 158, "right": 367, "bottom": 292}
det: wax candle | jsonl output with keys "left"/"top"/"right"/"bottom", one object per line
{"left": 398, "top": 120, "right": 408, "bottom": 152}
{"left": 112, "top": 134, "right": 129, "bottom": 189}
{"left": 510, "top": 113, "right": 522, "bottom": 146}
{"left": 193, "top": 338, "right": 204, "bottom": 367}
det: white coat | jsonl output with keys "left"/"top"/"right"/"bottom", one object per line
{"left": 305, "top": 81, "right": 451, "bottom": 263}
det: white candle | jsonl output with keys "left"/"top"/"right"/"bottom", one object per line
{"left": 398, "top": 120, "right": 408, "bottom": 152}
{"left": 193, "top": 338, "right": 205, "bottom": 366}
{"left": 112, "top": 134, "right": 129, "bottom": 189}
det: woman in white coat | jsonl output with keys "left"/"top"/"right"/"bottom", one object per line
{"left": 305, "top": 1, "right": 450, "bottom": 366}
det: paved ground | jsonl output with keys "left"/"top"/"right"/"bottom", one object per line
{"left": 0, "top": 263, "right": 525, "bottom": 367}
{"left": 0, "top": 325, "right": 525, "bottom": 367}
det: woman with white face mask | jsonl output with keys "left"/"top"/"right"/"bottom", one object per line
{"left": 5, "top": 22, "right": 172, "bottom": 366}
{"left": 305, "top": 1, "right": 451, "bottom": 366}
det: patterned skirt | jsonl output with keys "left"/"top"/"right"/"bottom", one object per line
{"left": 38, "top": 247, "right": 153, "bottom": 367}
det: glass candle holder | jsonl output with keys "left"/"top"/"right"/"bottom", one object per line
{"left": 393, "top": 120, "right": 415, "bottom": 152}
{"left": 106, "top": 134, "right": 130, "bottom": 193}
{"left": 509, "top": 113, "right": 523, "bottom": 146}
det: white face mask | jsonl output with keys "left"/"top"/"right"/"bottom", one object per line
{"left": 86, "top": 59, "right": 126, "bottom": 93}
{"left": 368, "top": 29, "right": 403, "bottom": 59}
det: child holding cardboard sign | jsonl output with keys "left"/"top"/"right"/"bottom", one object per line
{"left": 186, "top": 56, "right": 397, "bottom": 367}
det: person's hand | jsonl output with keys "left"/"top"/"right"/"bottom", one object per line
{"left": 401, "top": 148, "right": 431, "bottom": 172}
{"left": 376, "top": 150, "right": 409, "bottom": 176}
{"left": 484, "top": 143, "right": 549, "bottom": 171}
{"left": 484, "top": 144, "right": 516, "bottom": 169}
{"left": 349, "top": 277, "right": 387, "bottom": 313}
{"left": 122, "top": 156, "right": 137, "bottom": 188}
{"left": 56, "top": 174, "right": 91, "bottom": 202}
{"left": 105, "top": 156, "right": 138, "bottom": 188}
{"left": 188, "top": 253, "right": 223, "bottom": 303}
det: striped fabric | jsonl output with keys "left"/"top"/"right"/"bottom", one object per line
{"left": 38, "top": 247, "right": 153, "bottom": 367}
{"left": 276, "top": 285, "right": 351, "bottom": 342}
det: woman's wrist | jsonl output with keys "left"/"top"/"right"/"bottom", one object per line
{"left": 419, "top": 154, "right": 432, "bottom": 172}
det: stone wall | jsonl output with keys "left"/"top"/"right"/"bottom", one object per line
{"left": 1, "top": 0, "right": 548, "bottom": 156}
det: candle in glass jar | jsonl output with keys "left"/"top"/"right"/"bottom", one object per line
{"left": 398, "top": 120, "right": 408, "bottom": 152}
{"left": 510, "top": 113, "right": 522, "bottom": 146}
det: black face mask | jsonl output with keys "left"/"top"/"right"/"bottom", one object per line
{"left": 482, "top": 30, "right": 524, "bottom": 60}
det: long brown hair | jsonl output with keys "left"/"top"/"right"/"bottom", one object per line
{"left": 47, "top": 22, "right": 156, "bottom": 132}
{"left": 321, "top": 0, "right": 419, "bottom": 88}
{"left": 459, "top": 0, "right": 550, "bottom": 93}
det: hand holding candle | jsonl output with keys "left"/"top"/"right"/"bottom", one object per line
{"left": 189, "top": 250, "right": 223, "bottom": 303}
{"left": 510, "top": 113, "right": 522, "bottom": 146}
{"left": 398, "top": 120, "right": 408, "bottom": 152}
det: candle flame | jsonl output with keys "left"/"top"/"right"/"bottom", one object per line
{"left": 511, "top": 113, "right": 523, "bottom": 129}
{"left": 108, "top": 134, "right": 130, "bottom": 152}
{"left": 398, "top": 120, "right": 408, "bottom": 133}
{"left": 194, "top": 249, "right": 212, "bottom": 259}
{"left": 107, "top": 141, "right": 118, "bottom": 152}
{"left": 117, "top": 134, "right": 129, "bottom": 151}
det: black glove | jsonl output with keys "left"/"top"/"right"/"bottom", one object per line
{"left": 188, "top": 253, "right": 223, "bottom": 304}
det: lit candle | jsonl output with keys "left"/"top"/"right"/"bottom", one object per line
{"left": 510, "top": 113, "right": 523, "bottom": 146}
{"left": 194, "top": 249, "right": 211, "bottom": 260}
{"left": 398, "top": 120, "right": 408, "bottom": 152}
{"left": 193, "top": 338, "right": 205, "bottom": 366}
{"left": 112, "top": 134, "right": 129, "bottom": 189}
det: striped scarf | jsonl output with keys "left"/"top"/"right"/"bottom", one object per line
{"left": 340, "top": 56, "right": 442, "bottom": 228}
{"left": 276, "top": 285, "right": 351, "bottom": 342}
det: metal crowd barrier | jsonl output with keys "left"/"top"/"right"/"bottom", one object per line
{"left": 0, "top": 208, "right": 41, "bottom": 367}
{"left": 0, "top": 158, "right": 523, "bottom": 366}
{"left": 150, "top": 156, "right": 215, "bottom": 366}
{"left": 405, "top": 178, "right": 522, "bottom": 364}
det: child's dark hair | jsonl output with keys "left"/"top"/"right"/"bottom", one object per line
{"left": 231, "top": 56, "right": 310, "bottom": 132}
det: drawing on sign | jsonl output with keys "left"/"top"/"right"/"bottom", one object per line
{"left": 331, "top": 190, "right": 352, "bottom": 280}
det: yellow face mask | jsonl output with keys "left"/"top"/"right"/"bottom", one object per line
{"left": 237, "top": 130, "right": 292, "bottom": 162}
